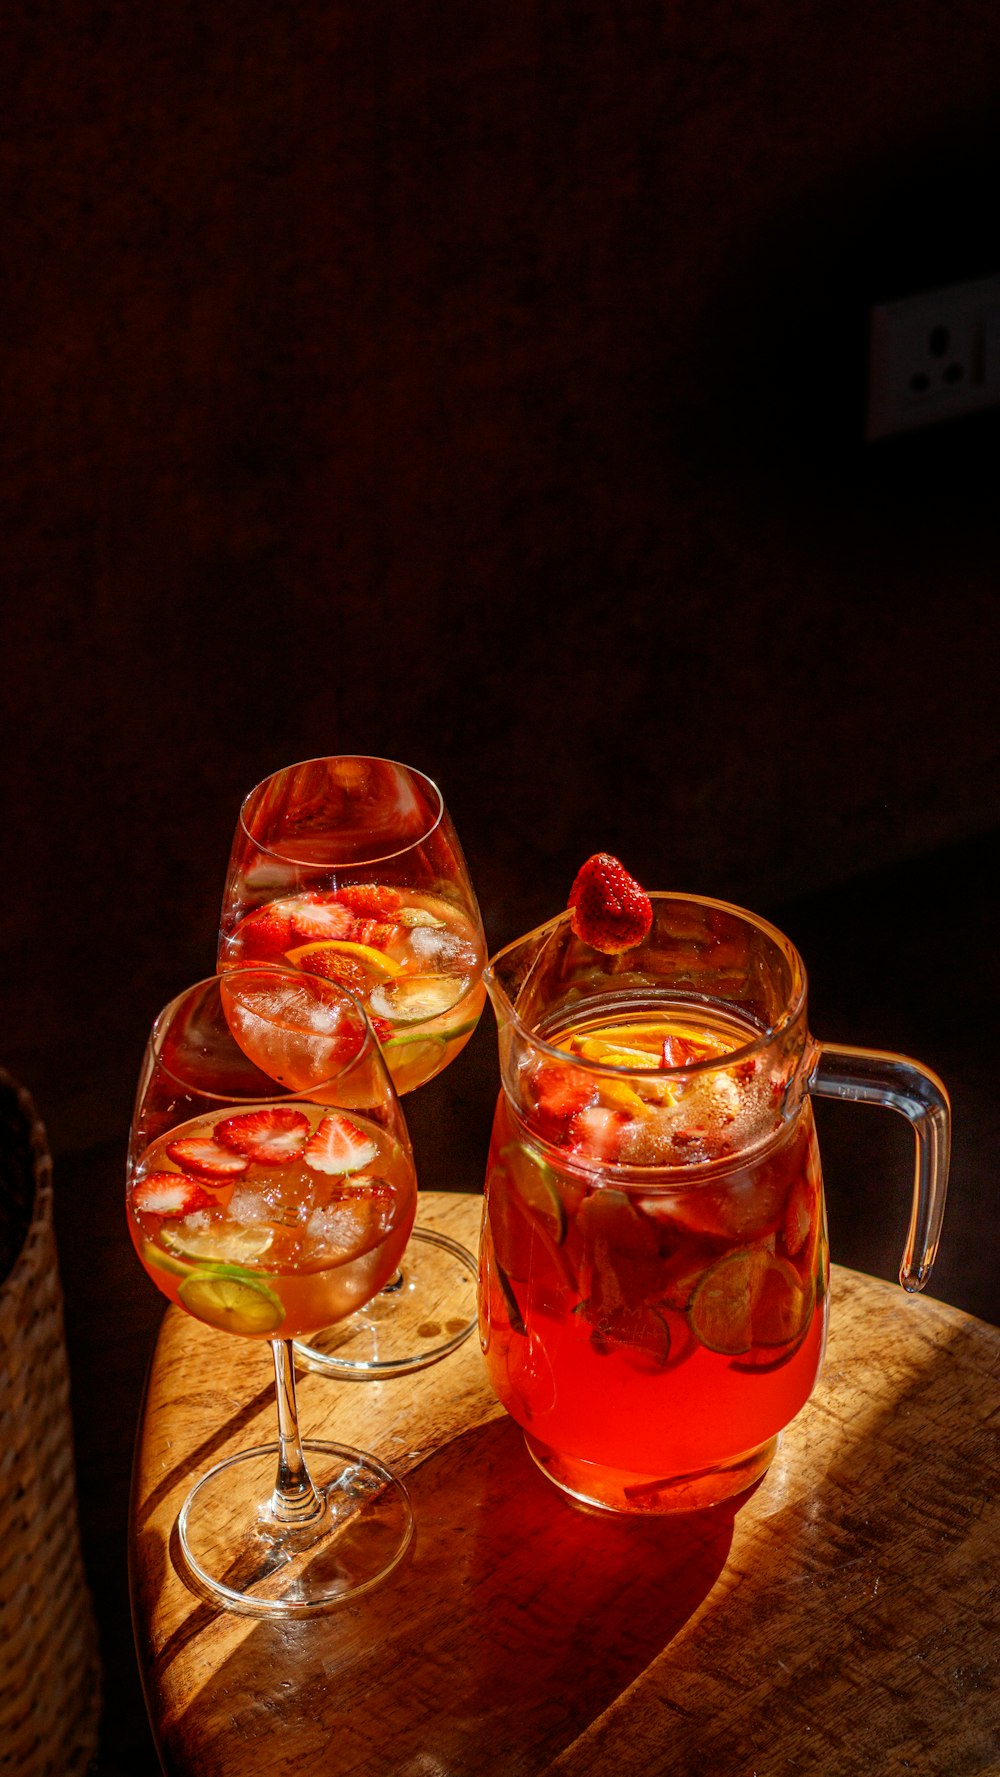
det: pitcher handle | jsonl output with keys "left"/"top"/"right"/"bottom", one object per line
{"left": 806, "top": 1042, "right": 951, "bottom": 1295}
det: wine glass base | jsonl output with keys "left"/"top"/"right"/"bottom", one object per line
{"left": 293, "top": 1224, "right": 478, "bottom": 1379}
{"left": 177, "top": 1440, "right": 413, "bottom": 1617}
{"left": 522, "top": 1432, "right": 780, "bottom": 1515}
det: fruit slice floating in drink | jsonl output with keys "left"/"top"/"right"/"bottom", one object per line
{"left": 128, "top": 1103, "right": 417, "bottom": 1339}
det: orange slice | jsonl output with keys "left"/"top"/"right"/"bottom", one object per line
{"left": 285, "top": 939, "right": 402, "bottom": 979}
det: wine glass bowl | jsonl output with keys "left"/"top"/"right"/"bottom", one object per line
{"left": 218, "top": 756, "right": 486, "bottom": 1096}
{"left": 216, "top": 756, "right": 488, "bottom": 1378}
{"left": 126, "top": 969, "right": 418, "bottom": 1615}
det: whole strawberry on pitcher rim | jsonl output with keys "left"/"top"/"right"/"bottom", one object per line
{"left": 479, "top": 854, "right": 950, "bottom": 1515}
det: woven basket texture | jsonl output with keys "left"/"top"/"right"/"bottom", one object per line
{"left": 0, "top": 1070, "right": 101, "bottom": 1776}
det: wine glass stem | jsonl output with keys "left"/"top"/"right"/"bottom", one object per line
{"left": 267, "top": 1339, "right": 326, "bottom": 1529}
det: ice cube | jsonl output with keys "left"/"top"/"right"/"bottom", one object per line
{"left": 227, "top": 1189, "right": 271, "bottom": 1226}
{"left": 305, "top": 1203, "right": 368, "bottom": 1257}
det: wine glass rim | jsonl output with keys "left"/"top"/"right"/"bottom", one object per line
{"left": 150, "top": 968, "right": 380, "bottom": 1102}
{"left": 238, "top": 755, "right": 446, "bottom": 868}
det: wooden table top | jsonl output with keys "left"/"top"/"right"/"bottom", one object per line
{"left": 131, "top": 1192, "right": 1000, "bottom": 1777}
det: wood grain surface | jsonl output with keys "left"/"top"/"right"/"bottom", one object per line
{"left": 131, "top": 1194, "right": 1000, "bottom": 1777}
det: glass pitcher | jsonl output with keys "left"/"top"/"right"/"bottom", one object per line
{"left": 479, "top": 893, "right": 949, "bottom": 1514}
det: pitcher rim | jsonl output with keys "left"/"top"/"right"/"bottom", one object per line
{"left": 484, "top": 891, "right": 809, "bottom": 1076}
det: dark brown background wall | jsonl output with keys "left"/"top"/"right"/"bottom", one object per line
{"left": 1, "top": 8, "right": 998, "bottom": 1769}
{"left": 3, "top": 2, "right": 999, "bottom": 1156}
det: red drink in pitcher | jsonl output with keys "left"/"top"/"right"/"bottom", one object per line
{"left": 480, "top": 1004, "right": 829, "bottom": 1512}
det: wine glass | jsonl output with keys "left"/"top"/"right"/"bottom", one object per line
{"left": 217, "top": 755, "right": 487, "bottom": 1378}
{"left": 126, "top": 966, "right": 418, "bottom": 1616}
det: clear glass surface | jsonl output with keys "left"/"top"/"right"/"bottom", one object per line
{"left": 127, "top": 969, "right": 417, "bottom": 1614}
{"left": 217, "top": 756, "right": 487, "bottom": 1377}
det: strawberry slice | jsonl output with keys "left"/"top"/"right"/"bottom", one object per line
{"left": 661, "top": 1033, "right": 708, "bottom": 1069}
{"left": 132, "top": 1172, "right": 212, "bottom": 1217}
{"left": 286, "top": 894, "right": 356, "bottom": 942}
{"left": 337, "top": 884, "right": 402, "bottom": 918}
{"left": 531, "top": 1063, "right": 597, "bottom": 1122}
{"left": 353, "top": 918, "right": 401, "bottom": 948}
{"left": 567, "top": 854, "right": 653, "bottom": 955}
{"left": 214, "top": 1108, "right": 310, "bottom": 1164}
{"left": 567, "top": 1104, "right": 628, "bottom": 1160}
{"left": 165, "top": 1138, "right": 249, "bottom": 1181}
{"left": 238, "top": 903, "right": 295, "bottom": 957}
{"left": 304, "top": 1113, "right": 379, "bottom": 1175}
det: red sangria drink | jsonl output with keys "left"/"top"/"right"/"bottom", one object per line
{"left": 480, "top": 1007, "right": 828, "bottom": 1513}
{"left": 480, "top": 857, "right": 949, "bottom": 1514}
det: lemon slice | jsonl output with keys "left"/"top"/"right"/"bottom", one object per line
{"left": 162, "top": 1224, "right": 274, "bottom": 1266}
{"left": 179, "top": 1270, "right": 284, "bottom": 1335}
{"left": 285, "top": 939, "right": 403, "bottom": 978}
{"left": 575, "top": 1036, "right": 662, "bottom": 1069}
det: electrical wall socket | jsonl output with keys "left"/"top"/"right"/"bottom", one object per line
{"left": 866, "top": 273, "right": 1000, "bottom": 440}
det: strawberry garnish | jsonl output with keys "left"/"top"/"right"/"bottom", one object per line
{"left": 337, "top": 884, "right": 402, "bottom": 918}
{"left": 165, "top": 1138, "right": 249, "bottom": 1181}
{"left": 286, "top": 894, "right": 356, "bottom": 942}
{"left": 304, "top": 1113, "right": 379, "bottom": 1175}
{"left": 132, "top": 1172, "right": 212, "bottom": 1217}
{"left": 567, "top": 854, "right": 653, "bottom": 955}
{"left": 368, "top": 1015, "right": 393, "bottom": 1044}
{"left": 239, "top": 903, "right": 295, "bottom": 957}
{"left": 214, "top": 1108, "right": 310, "bottom": 1165}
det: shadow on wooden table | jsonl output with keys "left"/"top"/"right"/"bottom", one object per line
{"left": 152, "top": 1415, "right": 736, "bottom": 1775}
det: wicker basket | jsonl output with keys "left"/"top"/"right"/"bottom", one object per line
{"left": 0, "top": 1069, "right": 101, "bottom": 1775}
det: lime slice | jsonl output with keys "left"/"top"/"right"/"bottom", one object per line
{"left": 688, "top": 1247, "right": 771, "bottom": 1354}
{"left": 285, "top": 939, "right": 402, "bottom": 978}
{"left": 656, "top": 1247, "right": 713, "bottom": 1312}
{"left": 178, "top": 1270, "right": 284, "bottom": 1335}
{"left": 591, "top": 1305, "right": 672, "bottom": 1370}
{"left": 162, "top": 1223, "right": 274, "bottom": 1266}
{"left": 368, "top": 973, "right": 468, "bottom": 1024}
{"left": 142, "top": 1238, "right": 193, "bottom": 1280}
{"left": 501, "top": 1143, "right": 566, "bottom": 1243}
{"left": 752, "top": 1258, "right": 813, "bottom": 1346}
